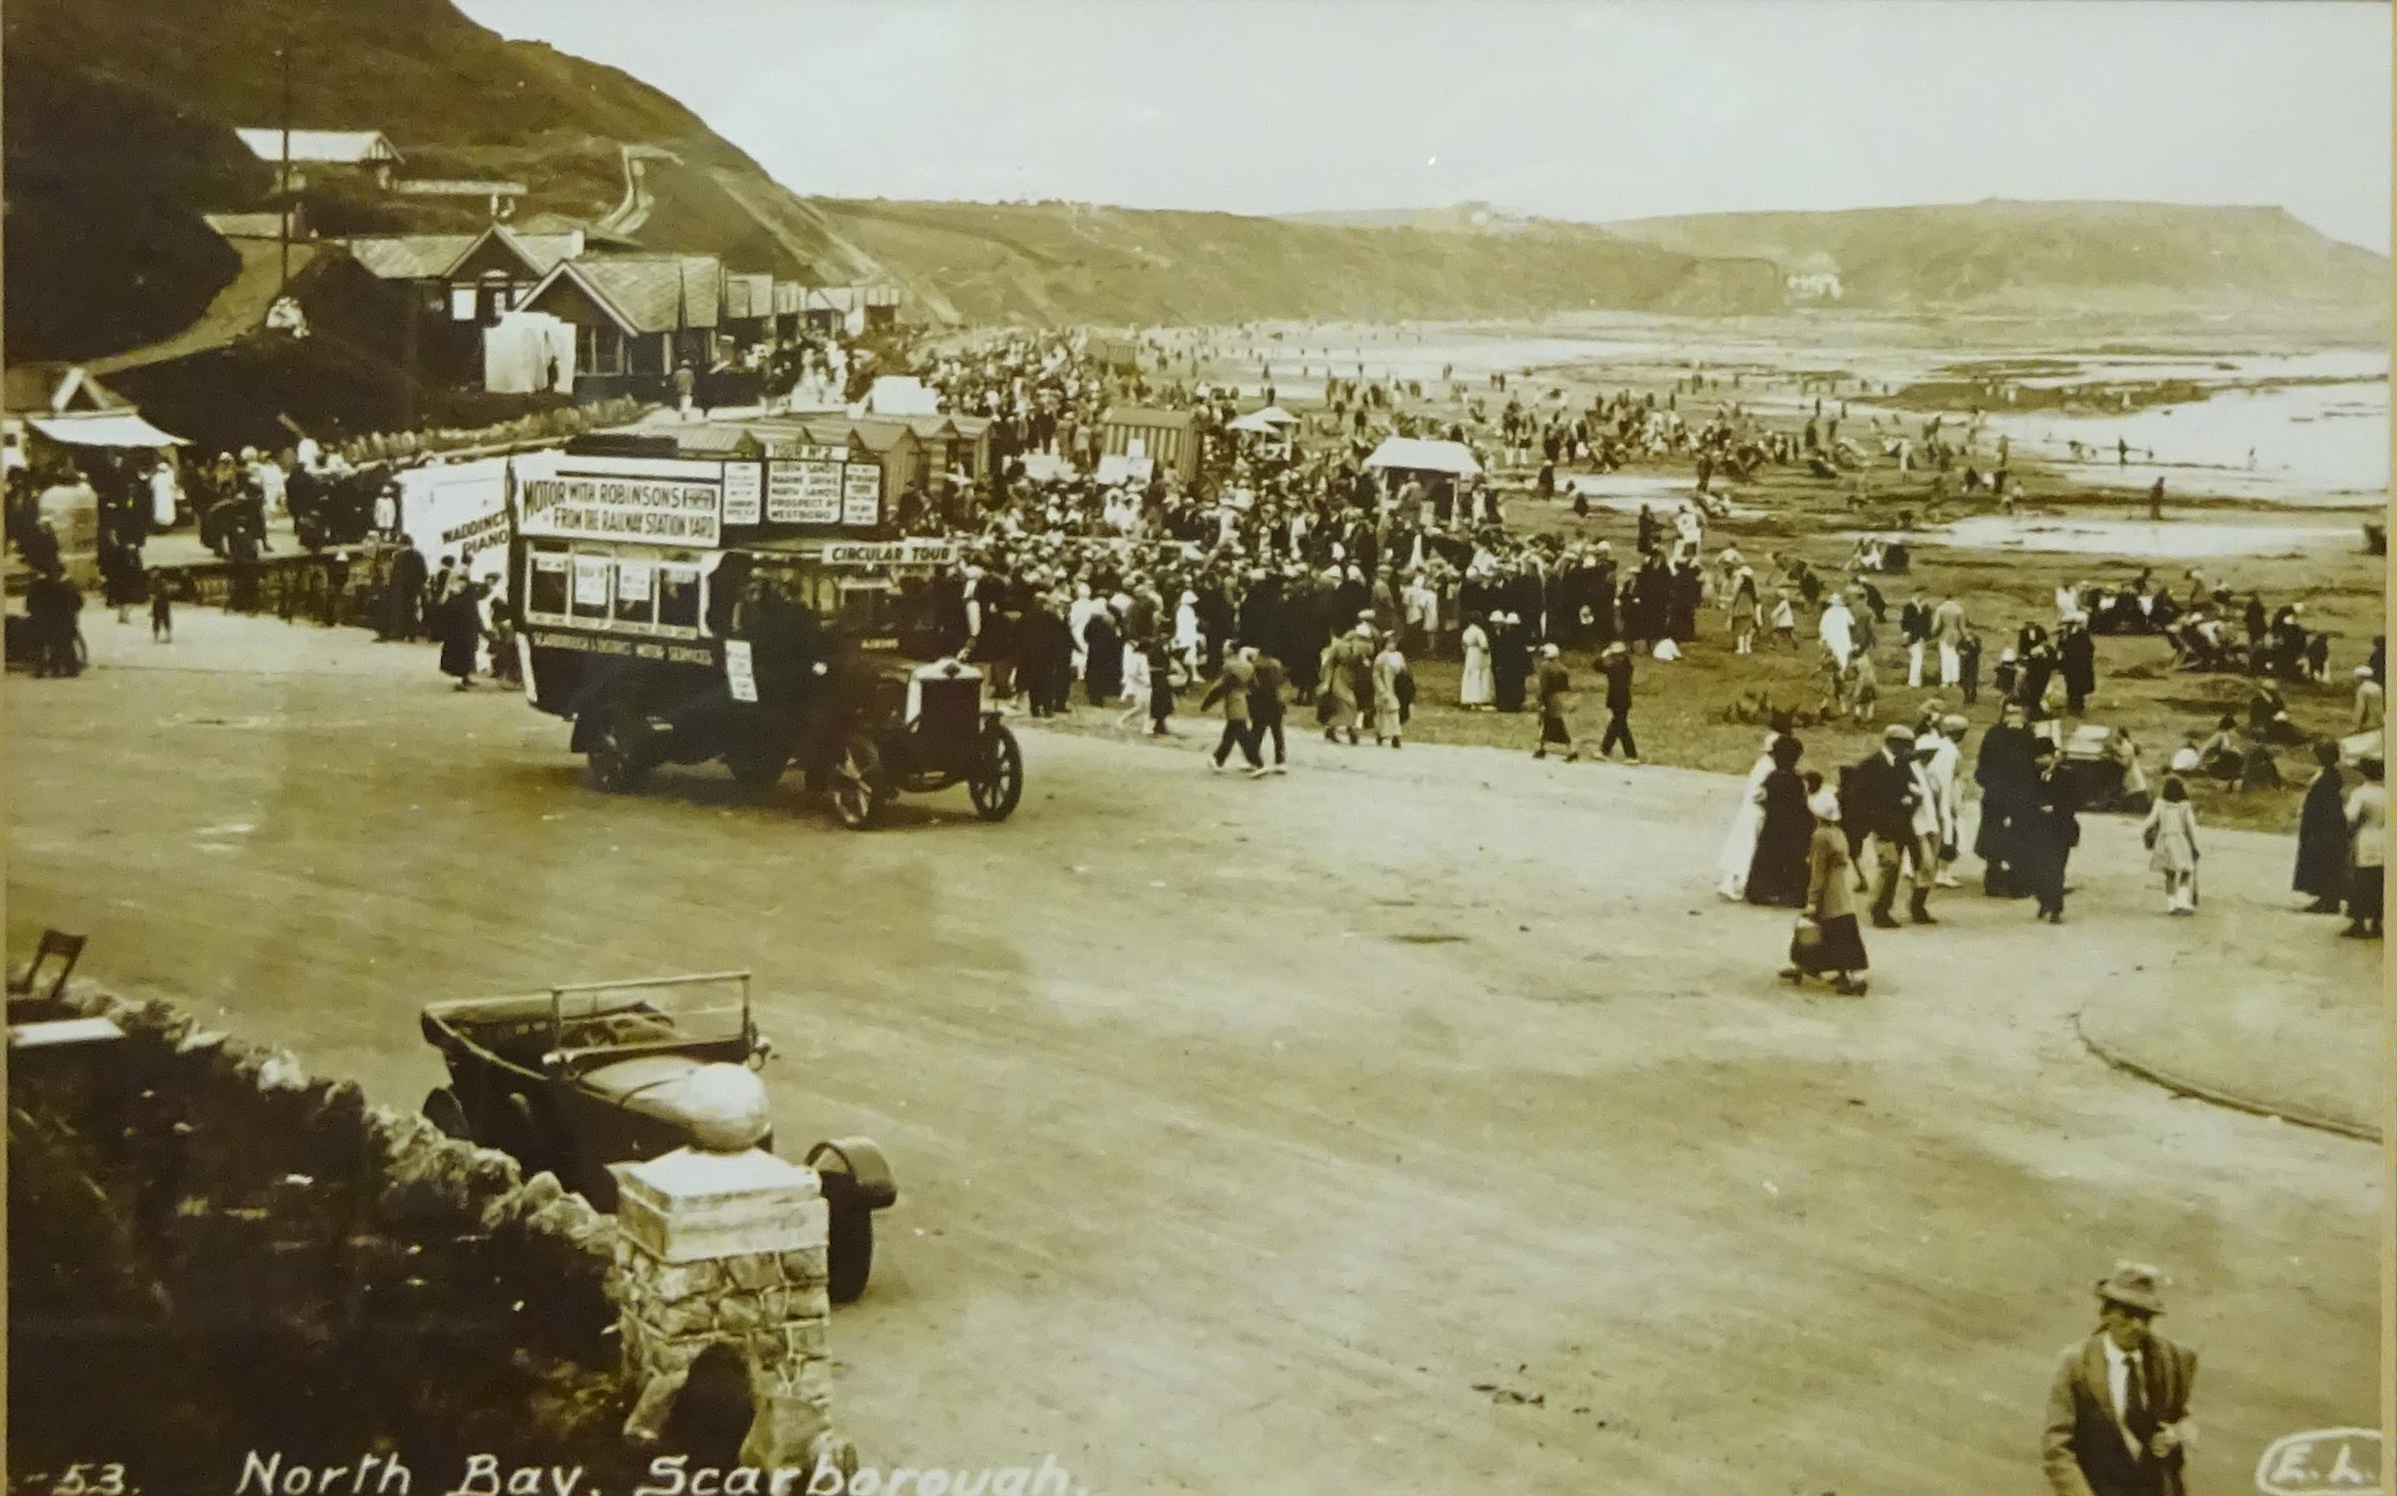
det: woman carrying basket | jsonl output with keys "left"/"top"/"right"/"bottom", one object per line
{"left": 1781, "top": 786, "right": 1869, "bottom": 996}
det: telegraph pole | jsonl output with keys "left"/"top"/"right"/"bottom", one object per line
{"left": 276, "top": 46, "right": 293, "bottom": 292}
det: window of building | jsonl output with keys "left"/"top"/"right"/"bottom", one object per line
{"left": 576, "top": 323, "right": 625, "bottom": 376}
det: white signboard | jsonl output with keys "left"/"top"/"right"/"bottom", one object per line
{"left": 571, "top": 556, "right": 612, "bottom": 608}
{"left": 841, "top": 464, "right": 882, "bottom": 527}
{"left": 821, "top": 538, "right": 960, "bottom": 567}
{"left": 769, "top": 458, "right": 842, "bottom": 525}
{"left": 614, "top": 559, "right": 654, "bottom": 609}
{"left": 769, "top": 441, "right": 845, "bottom": 463}
{"left": 722, "top": 461, "right": 763, "bottom": 526}
{"left": 796, "top": 459, "right": 843, "bottom": 522}
{"left": 723, "top": 639, "right": 759, "bottom": 703}
{"left": 517, "top": 453, "right": 724, "bottom": 546}
{"left": 400, "top": 456, "right": 514, "bottom": 586}
{"left": 766, "top": 462, "right": 809, "bottom": 524}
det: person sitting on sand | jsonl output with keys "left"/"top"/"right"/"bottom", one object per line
{"left": 2194, "top": 715, "right": 2244, "bottom": 783}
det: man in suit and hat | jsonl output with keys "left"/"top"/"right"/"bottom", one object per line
{"left": 2041, "top": 1261, "right": 2198, "bottom": 1496}
{"left": 1846, "top": 724, "right": 1925, "bottom": 927}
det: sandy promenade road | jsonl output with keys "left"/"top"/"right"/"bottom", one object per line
{"left": 8, "top": 613, "right": 2378, "bottom": 1495}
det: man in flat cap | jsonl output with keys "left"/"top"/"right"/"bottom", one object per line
{"left": 1845, "top": 724, "right": 1925, "bottom": 927}
{"left": 2041, "top": 1262, "right": 2198, "bottom": 1496}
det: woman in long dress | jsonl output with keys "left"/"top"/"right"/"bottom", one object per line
{"left": 1371, "top": 642, "right": 1408, "bottom": 747}
{"left": 2343, "top": 756, "right": 2386, "bottom": 939}
{"left": 1459, "top": 615, "right": 1495, "bottom": 709}
{"left": 1715, "top": 728, "right": 1782, "bottom": 899}
{"left": 1172, "top": 589, "right": 1202, "bottom": 683}
{"left": 2292, "top": 739, "right": 2349, "bottom": 912}
{"left": 1491, "top": 613, "right": 1529, "bottom": 712}
{"left": 1744, "top": 735, "right": 1814, "bottom": 908}
{"left": 2141, "top": 774, "right": 2201, "bottom": 914}
{"left": 1782, "top": 788, "right": 1868, "bottom": 995}
{"left": 1083, "top": 607, "right": 1123, "bottom": 705}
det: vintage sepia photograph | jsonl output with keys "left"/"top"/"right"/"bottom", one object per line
{"left": 3, "top": 1, "right": 2387, "bottom": 1493}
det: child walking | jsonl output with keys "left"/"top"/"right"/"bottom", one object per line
{"left": 2142, "top": 774, "right": 2201, "bottom": 914}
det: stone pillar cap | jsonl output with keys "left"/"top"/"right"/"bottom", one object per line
{"left": 618, "top": 1146, "right": 821, "bottom": 1202}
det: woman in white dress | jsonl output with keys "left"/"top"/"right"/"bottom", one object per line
{"left": 1459, "top": 614, "right": 1494, "bottom": 709}
{"left": 1066, "top": 581, "right": 1100, "bottom": 683}
{"left": 1172, "top": 589, "right": 1202, "bottom": 681}
{"left": 1716, "top": 726, "right": 1784, "bottom": 900}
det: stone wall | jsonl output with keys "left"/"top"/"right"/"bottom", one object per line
{"left": 8, "top": 984, "right": 646, "bottom": 1490}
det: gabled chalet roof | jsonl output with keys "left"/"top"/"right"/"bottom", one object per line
{"left": 521, "top": 255, "right": 722, "bottom": 335}
{"left": 470, "top": 225, "right": 583, "bottom": 278}
{"left": 235, "top": 128, "right": 403, "bottom": 166}
{"left": 841, "top": 419, "right": 924, "bottom": 455}
{"left": 339, "top": 225, "right": 585, "bottom": 283}
{"left": 345, "top": 234, "right": 481, "bottom": 281}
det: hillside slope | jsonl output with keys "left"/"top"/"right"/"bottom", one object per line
{"left": 1603, "top": 200, "right": 2388, "bottom": 318}
{"left": 2, "top": 0, "right": 745, "bottom": 359}
{"left": 9, "top": 0, "right": 2384, "bottom": 360}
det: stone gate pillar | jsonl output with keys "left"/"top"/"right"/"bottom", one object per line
{"left": 611, "top": 1146, "right": 853, "bottom": 1477}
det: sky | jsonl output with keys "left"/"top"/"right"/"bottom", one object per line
{"left": 459, "top": 0, "right": 2393, "bottom": 251}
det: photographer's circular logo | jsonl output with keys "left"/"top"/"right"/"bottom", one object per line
{"left": 2255, "top": 1427, "right": 2381, "bottom": 1495}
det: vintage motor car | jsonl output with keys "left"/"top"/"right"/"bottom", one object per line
{"left": 418, "top": 971, "right": 895, "bottom": 1302}
{"left": 514, "top": 532, "right": 1023, "bottom": 829}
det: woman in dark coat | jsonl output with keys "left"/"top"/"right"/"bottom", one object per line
{"left": 1974, "top": 701, "right": 2040, "bottom": 896}
{"left": 1490, "top": 614, "right": 1530, "bottom": 713}
{"left": 1745, "top": 735, "right": 1815, "bottom": 908}
{"left": 2019, "top": 740, "right": 2079, "bottom": 923}
{"left": 1083, "top": 607, "right": 1123, "bottom": 705}
{"left": 437, "top": 581, "right": 484, "bottom": 689}
{"left": 2294, "top": 739, "right": 2349, "bottom": 912}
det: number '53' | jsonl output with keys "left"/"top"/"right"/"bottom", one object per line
{"left": 49, "top": 1465, "right": 129, "bottom": 1496}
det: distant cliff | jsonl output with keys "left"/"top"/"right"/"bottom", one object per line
{"left": 1602, "top": 200, "right": 2388, "bottom": 323}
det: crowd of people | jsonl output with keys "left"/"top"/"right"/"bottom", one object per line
{"left": 880, "top": 330, "right": 2391, "bottom": 945}
{"left": 12, "top": 325, "right": 2381, "bottom": 942}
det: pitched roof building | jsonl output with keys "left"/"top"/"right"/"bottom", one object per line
{"left": 234, "top": 128, "right": 404, "bottom": 166}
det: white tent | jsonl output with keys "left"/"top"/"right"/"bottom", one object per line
{"left": 1225, "top": 406, "right": 1298, "bottom": 436}
{"left": 482, "top": 311, "right": 576, "bottom": 395}
{"left": 28, "top": 412, "right": 186, "bottom": 448}
{"left": 865, "top": 376, "right": 942, "bottom": 416}
{"left": 1362, "top": 437, "right": 1481, "bottom": 477}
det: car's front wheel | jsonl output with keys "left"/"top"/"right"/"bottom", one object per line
{"left": 968, "top": 722, "right": 1024, "bottom": 821}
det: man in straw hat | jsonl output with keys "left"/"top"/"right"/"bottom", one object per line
{"left": 2040, "top": 1261, "right": 2198, "bottom": 1496}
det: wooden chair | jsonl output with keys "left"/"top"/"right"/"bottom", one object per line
{"left": 7, "top": 930, "right": 86, "bottom": 1004}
